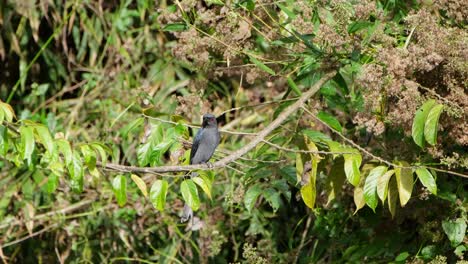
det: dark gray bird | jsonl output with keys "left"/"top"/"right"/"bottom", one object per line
{"left": 190, "top": 113, "right": 220, "bottom": 165}
{"left": 181, "top": 113, "right": 220, "bottom": 223}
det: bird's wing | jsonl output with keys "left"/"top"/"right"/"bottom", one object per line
{"left": 189, "top": 128, "right": 203, "bottom": 164}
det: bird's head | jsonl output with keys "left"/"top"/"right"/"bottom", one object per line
{"left": 202, "top": 113, "right": 217, "bottom": 128}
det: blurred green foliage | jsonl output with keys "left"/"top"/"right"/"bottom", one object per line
{"left": 0, "top": 0, "right": 467, "bottom": 263}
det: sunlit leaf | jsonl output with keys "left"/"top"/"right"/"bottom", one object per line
{"left": 149, "top": 179, "right": 168, "bottom": 211}
{"left": 412, "top": 100, "right": 436, "bottom": 148}
{"left": 0, "top": 126, "right": 9, "bottom": 156}
{"left": 20, "top": 126, "right": 35, "bottom": 165}
{"left": 131, "top": 174, "right": 147, "bottom": 197}
{"left": 301, "top": 182, "right": 316, "bottom": 209}
{"left": 56, "top": 139, "right": 73, "bottom": 166}
{"left": 68, "top": 152, "right": 84, "bottom": 193}
{"left": 295, "top": 153, "right": 303, "bottom": 184}
{"left": 353, "top": 185, "right": 365, "bottom": 214}
{"left": 377, "top": 169, "right": 395, "bottom": 202}
{"left": 46, "top": 173, "right": 59, "bottom": 193}
{"left": 364, "top": 166, "right": 387, "bottom": 212}
{"left": 415, "top": 167, "right": 437, "bottom": 195}
{"left": 180, "top": 179, "right": 200, "bottom": 211}
{"left": 81, "top": 144, "right": 96, "bottom": 170}
{"left": 193, "top": 175, "right": 212, "bottom": 200}
{"left": 343, "top": 148, "right": 361, "bottom": 186}
{"left": 395, "top": 161, "right": 413, "bottom": 206}
{"left": 424, "top": 104, "right": 444, "bottom": 145}
{"left": 34, "top": 125, "right": 55, "bottom": 154}
{"left": 112, "top": 175, "right": 127, "bottom": 207}
{"left": 0, "top": 101, "right": 15, "bottom": 122}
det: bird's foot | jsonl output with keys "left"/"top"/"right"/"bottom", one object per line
{"left": 206, "top": 162, "right": 214, "bottom": 169}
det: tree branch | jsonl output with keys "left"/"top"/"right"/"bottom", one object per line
{"left": 99, "top": 71, "right": 337, "bottom": 174}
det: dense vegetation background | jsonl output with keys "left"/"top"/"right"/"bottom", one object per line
{"left": 0, "top": 0, "right": 467, "bottom": 263}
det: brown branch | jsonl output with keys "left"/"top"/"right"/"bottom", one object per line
{"left": 99, "top": 71, "right": 337, "bottom": 174}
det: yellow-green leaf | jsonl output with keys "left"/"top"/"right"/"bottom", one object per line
{"left": 415, "top": 167, "right": 437, "bottom": 195}
{"left": 353, "top": 186, "right": 365, "bottom": 214}
{"left": 343, "top": 148, "right": 362, "bottom": 186}
{"left": 0, "top": 101, "right": 15, "bottom": 122}
{"left": 377, "top": 169, "right": 395, "bottom": 202}
{"left": 112, "top": 175, "right": 127, "bottom": 207}
{"left": 150, "top": 179, "right": 168, "bottom": 211}
{"left": 34, "top": 125, "right": 55, "bottom": 155}
{"left": 295, "top": 153, "right": 304, "bottom": 184}
{"left": 387, "top": 177, "right": 398, "bottom": 218}
{"left": 412, "top": 99, "right": 436, "bottom": 148}
{"left": 131, "top": 174, "right": 147, "bottom": 197}
{"left": 301, "top": 182, "right": 316, "bottom": 209}
{"left": 424, "top": 104, "right": 444, "bottom": 145}
{"left": 56, "top": 139, "right": 72, "bottom": 166}
{"left": 395, "top": 161, "right": 413, "bottom": 207}
{"left": 193, "top": 176, "right": 212, "bottom": 200}
{"left": 364, "top": 166, "right": 388, "bottom": 212}
{"left": 180, "top": 179, "right": 200, "bottom": 211}
{"left": 20, "top": 126, "right": 35, "bottom": 165}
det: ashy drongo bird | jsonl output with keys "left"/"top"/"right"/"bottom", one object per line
{"left": 181, "top": 113, "right": 220, "bottom": 223}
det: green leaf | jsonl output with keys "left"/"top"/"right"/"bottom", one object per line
{"left": 121, "top": 117, "right": 144, "bottom": 138}
{"left": 56, "top": 139, "right": 72, "bottom": 166}
{"left": 287, "top": 77, "right": 302, "bottom": 96}
{"left": 162, "top": 23, "right": 187, "bottom": 32}
{"left": 112, "top": 175, "right": 127, "bottom": 207}
{"left": 20, "top": 126, "right": 35, "bottom": 165}
{"left": 244, "top": 184, "right": 262, "bottom": 213}
{"left": 193, "top": 176, "right": 212, "bottom": 200}
{"left": 377, "top": 169, "right": 394, "bottom": 202}
{"left": 149, "top": 180, "right": 168, "bottom": 211}
{"left": 395, "top": 161, "right": 413, "bottom": 206}
{"left": 347, "top": 21, "right": 374, "bottom": 33}
{"left": 412, "top": 99, "right": 436, "bottom": 148}
{"left": 68, "top": 152, "right": 84, "bottom": 193}
{"left": 90, "top": 142, "right": 110, "bottom": 165}
{"left": 395, "top": 252, "right": 410, "bottom": 262}
{"left": 276, "top": 3, "right": 296, "bottom": 18}
{"left": 249, "top": 56, "right": 275, "bottom": 75}
{"left": 317, "top": 111, "right": 343, "bottom": 133}
{"left": 415, "top": 167, "right": 437, "bottom": 195}
{"left": 364, "top": 166, "right": 387, "bottom": 212}
{"left": 0, "top": 101, "right": 15, "bottom": 122}
{"left": 424, "top": 104, "right": 444, "bottom": 145}
{"left": 295, "top": 153, "right": 303, "bottom": 184}
{"left": 302, "top": 130, "right": 332, "bottom": 143}
{"left": 180, "top": 179, "right": 200, "bottom": 211}
{"left": 131, "top": 174, "right": 147, "bottom": 197}
{"left": 46, "top": 173, "right": 59, "bottom": 193}
{"left": 263, "top": 188, "right": 281, "bottom": 212}
{"left": 343, "top": 149, "right": 362, "bottom": 186}
{"left": 442, "top": 218, "right": 467, "bottom": 247}
{"left": 387, "top": 177, "right": 398, "bottom": 218}
{"left": 34, "top": 125, "right": 55, "bottom": 154}
{"left": 301, "top": 182, "right": 316, "bottom": 209}
{"left": 81, "top": 144, "right": 96, "bottom": 170}
{"left": 0, "top": 126, "right": 9, "bottom": 156}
